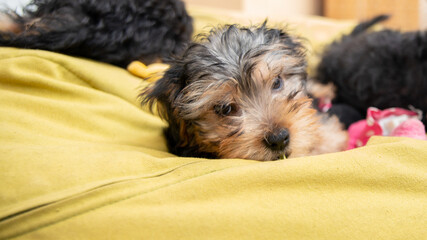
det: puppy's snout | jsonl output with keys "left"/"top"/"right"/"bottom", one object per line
{"left": 264, "top": 128, "right": 290, "bottom": 151}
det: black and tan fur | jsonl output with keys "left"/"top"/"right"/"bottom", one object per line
{"left": 142, "top": 23, "right": 347, "bottom": 161}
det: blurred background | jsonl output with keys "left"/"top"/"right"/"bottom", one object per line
{"left": 184, "top": 0, "right": 426, "bottom": 31}
{"left": 0, "top": 0, "right": 425, "bottom": 31}
{"left": 0, "top": 0, "right": 28, "bottom": 14}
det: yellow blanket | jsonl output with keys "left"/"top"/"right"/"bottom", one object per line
{"left": 0, "top": 47, "right": 426, "bottom": 239}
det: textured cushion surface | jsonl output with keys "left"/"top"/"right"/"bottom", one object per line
{"left": 1, "top": 47, "right": 426, "bottom": 239}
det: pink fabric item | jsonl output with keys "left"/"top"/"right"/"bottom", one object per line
{"left": 347, "top": 107, "right": 426, "bottom": 149}
{"left": 391, "top": 119, "right": 427, "bottom": 140}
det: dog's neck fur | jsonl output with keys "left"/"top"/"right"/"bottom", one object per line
{"left": 164, "top": 123, "right": 218, "bottom": 159}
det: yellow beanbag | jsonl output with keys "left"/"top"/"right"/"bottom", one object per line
{"left": 0, "top": 48, "right": 426, "bottom": 240}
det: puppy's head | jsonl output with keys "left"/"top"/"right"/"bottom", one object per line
{"left": 142, "top": 23, "right": 323, "bottom": 160}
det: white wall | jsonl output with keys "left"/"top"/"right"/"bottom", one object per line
{"left": 0, "top": 0, "right": 30, "bottom": 11}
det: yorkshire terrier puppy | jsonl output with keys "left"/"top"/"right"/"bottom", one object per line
{"left": 0, "top": 0, "right": 193, "bottom": 67}
{"left": 142, "top": 24, "right": 347, "bottom": 161}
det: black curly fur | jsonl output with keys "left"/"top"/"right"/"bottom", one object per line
{"left": 0, "top": 0, "right": 193, "bottom": 67}
{"left": 316, "top": 15, "right": 427, "bottom": 125}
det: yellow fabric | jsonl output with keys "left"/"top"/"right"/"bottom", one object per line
{"left": 1, "top": 47, "right": 426, "bottom": 239}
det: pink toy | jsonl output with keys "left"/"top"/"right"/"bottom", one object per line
{"left": 348, "top": 107, "right": 426, "bottom": 149}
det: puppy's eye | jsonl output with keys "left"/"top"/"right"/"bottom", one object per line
{"left": 214, "top": 103, "right": 238, "bottom": 116}
{"left": 272, "top": 76, "right": 283, "bottom": 90}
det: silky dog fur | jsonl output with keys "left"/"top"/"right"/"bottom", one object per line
{"left": 142, "top": 24, "right": 347, "bottom": 161}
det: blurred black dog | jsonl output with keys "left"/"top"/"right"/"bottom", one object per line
{"left": 315, "top": 15, "right": 427, "bottom": 126}
{"left": 0, "top": 0, "right": 193, "bottom": 67}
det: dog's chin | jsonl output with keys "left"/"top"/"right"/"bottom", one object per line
{"left": 247, "top": 148, "right": 291, "bottom": 161}
{"left": 216, "top": 143, "right": 292, "bottom": 161}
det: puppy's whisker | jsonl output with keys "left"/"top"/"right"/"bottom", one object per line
{"left": 226, "top": 128, "right": 242, "bottom": 138}
{"left": 287, "top": 90, "right": 301, "bottom": 101}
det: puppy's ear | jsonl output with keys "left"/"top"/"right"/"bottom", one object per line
{"left": 141, "top": 62, "right": 196, "bottom": 154}
{"left": 141, "top": 62, "right": 185, "bottom": 121}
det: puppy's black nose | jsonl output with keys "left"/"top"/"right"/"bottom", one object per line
{"left": 264, "top": 128, "right": 290, "bottom": 151}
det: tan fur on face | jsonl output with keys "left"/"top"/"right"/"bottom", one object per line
{"left": 217, "top": 97, "right": 320, "bottom": 160}
{"left": 174, "top": 57, "right": 347, "bottom": 161}
{"left": 198, "top": 96, "right": 347, "bottom": 160}
{"left": 142, "top": 24, "right": 348, "bottom": 160}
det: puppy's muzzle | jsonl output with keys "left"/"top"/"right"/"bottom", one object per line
{"left": 264, "top": 128, "right": 290, "bottom": 151}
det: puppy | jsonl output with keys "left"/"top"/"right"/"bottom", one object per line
{"left": 142, "top": 24, "right": 348, "bottom": 161}
{"left": 0, "top": 0, "right": 193, "bottom": 67}
{"left": 315, "top": 15, "right": 427, "bottom": 126}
